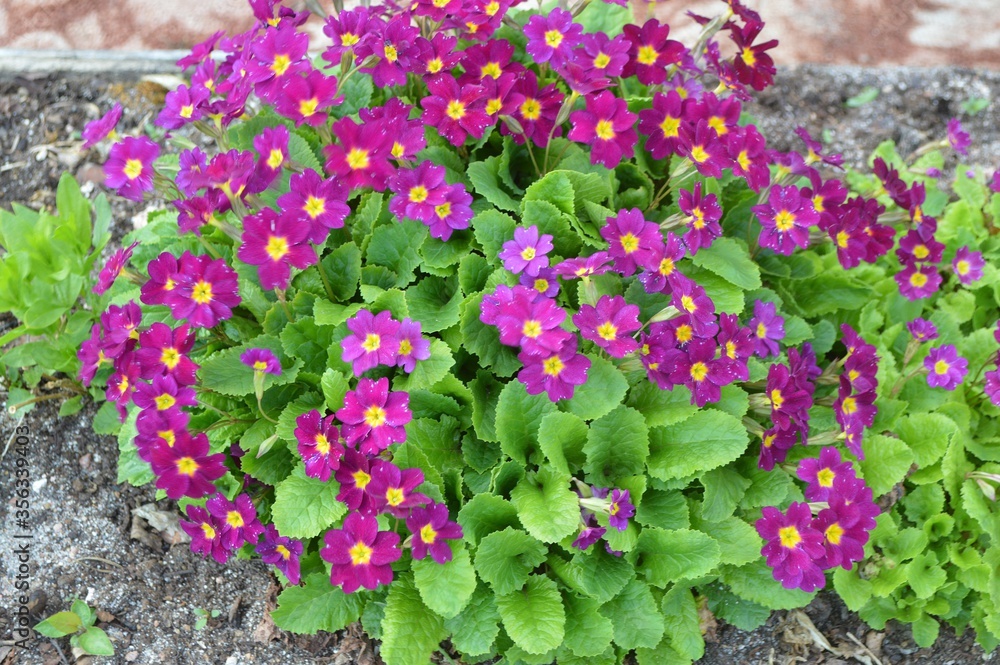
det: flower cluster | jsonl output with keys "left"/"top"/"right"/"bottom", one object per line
{"left": 573, "top": 485, "right": 635, "bottom": 555}
{"left": 833, "top": 325, "right": 879, "bottom": 459}
{"left": 756, "top": 448, "right": 878, "bottom": 592}
{"left": 756, "top": 343, "right": 819, "bottom": 470}
{"left": 342, "top": 309, "right": 430, "bottom": 376}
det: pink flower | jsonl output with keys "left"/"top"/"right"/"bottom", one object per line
{"left": 797, "top": 447, "right": 856, "bottom": 502}
{"left": 639, "top": 91, "right": 688, "bottom": 160}
{"left": 342, "top": 309, "right": 401, "bottom": 376}
{"left": 323, "top": 118, "right": 395, "bottom": 192}
{"left": 573, "top": 295, "right": 641, "bottom": 358}
{"left": 275, "top": 69, "right": 342, "bottom": 127}
{"left": 407, "top": 503, "right": 463, "bottom": 564}
{"left": 396, "top": 318, "right": 431, "bottom": 374}
{"left": 167, "top": 252, "right": 241, "bottom": 328}
{"left": 94, "top": 241, "right": 138, "bottom": 295}
{"left": 136, "top": 323, "right": 198, "bottom": 385}
{"left": 756, "top": 502, "right": 826, "bottom": 592}
{"left": 276, "top": 169, "right": 350, "bottom": 244}
{"left": 294, "top": 410, "right": 344, "bottom": 482}
{"left": 388, "top": 162, "right": 448, "bottom": 227}
{"left": 105, "top": 136, "right": 160, "bottom": 202}
{"left": 622, "top": 19, "right": 685, "bottom": 85}
{"left": 82, "top": 103, "right": 122, "bottom": 149}
{"left": 335, "top": 448, "right": 378, "bottom": 515}
{"left": 421, "top": 76, "right": 492, "bottom": 147}
{"left": 367, "top": 461, "right": 429, "bottom": 518}
{"left": 678, "top": 182, "right": 723, "bottom": 254}
{"left": 753, "top": 185, "right": 818, "bottom": 255}
{"left": 206, "top": 492, "right": 265, "bottom": 551}
{"left": 568, "top": 91, "right": 638, "bottom": 169}
{"left": 749, "top": 300, "right": 785, "bottom": 357}
{"left": 237, "top": 208, "right": 317, "bottom": 290}
{"left": 156, "top": 84, "right": 210, "bottom": 130}
{"left": 336, "top": 377, "right": 412, "bottom": 455}
{"left": 424, "top": 183, "right": 473, "bottom": 241}
{"left": 953, "top": 246, "right": 984, "bottom": 285}
{"left": 518, "top": 337, "right": 591, "bottom": 402}
{"left": 601, "top": 208, "right": 664, "bottom": 277}
{"left": 150, "top": 431, "right": 227, "bottom": 500}
{"left": 322, "top": 513, "right": 402, "bottom": 594}
{"left": 498, "top": 225, "right": 554, "bottom": 277}
{"left": 491, "top": 290, "right": 571, "bottom": 356}
{"left": 524, "top": 8, "right": 582, "bottom": 66}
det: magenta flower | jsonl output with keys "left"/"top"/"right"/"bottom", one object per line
{"left": 554, "top": 252, "right": 612, "bottom": 279}
{"left": 925, "top": 345, "right": 968, "bottom": 390}
{"left": 82, "top": 103, "right": 122, "bottom": 149}
{"left": 238, "top": 208, "right": 317, "bottom": 291}
{"left": 947, "top": 118, "right": 971, "bottom": 156}
{"left": 356, "top": 16, "right": 419, "bottom": 88}
{"left": 896, "top": 229, "right": 944, "bottom": 264}
{"left": 520, "top": 267, "right": 560, "bottom": 299}
{"left": 425, "top": 182, "right": 473, "bottom": 241}
{"left": 181, "top": 505, "right": 230, "bottom": 564}
{"left": 342, "top": 309, "right": 401, "bottom": 376}
{"left": 578, "top": 32, "right": 630, "bottom": 79}
{"left": 499, "top": 226, "right": 554, "bottom": 277}
{"left": 572, "top": 514, "right": 606, "bottom": 551}
{"left": 568, "top": 91, "right": 638, "bottom": 169}
{"left": 894, "top": 262, "right": 941, "bottom": 301}
{"left": 133, "top": 373, "right": 197, "bottom": 418}
{"left": 256, "top": 524, "right": 303, "bottom": 585}
{"left": 206, "top": 492, "right": 265, "bottom": 551}
{"left": 276, "top": 69, "right": 342, "bottom": 127}
{"left": 276, "top": 169, "right": 350, "bottom": 244}
{"left": 601, "top": 208, "right": 664, "bottom": 277}
{"left": 749, "top": 300, "right": 785, "bottom": 357}
{"left": 421, "top": 76, "right": 491, "bottom": 147}
{"left": 731, "top": 21, "right": 779, "bottom": 91}
{"left": 250, "top": 125, "right": 290, "bottom": 191}
{"left": 106, "top": 353, "right": 140, "bottom": 420}
{"left": 573, "top": 295, "right": 641, "bottom": 358}
{"left": 518, "top": 337, "right": 591, "bottom": 402}
{"left": 396, "top": 318, "right": 431, "bottom": 374}
{"left": 417, "top": 33, "right": 462, "bottom": 75}
{"left": 105, "top": 136, "right": 160, "bottom": 202}
{"left": 321, "top": 7, "right": 372, "bottom": 63}
{"left": 361, "top": 99, "right": 425, "bottom": 161}
{"left": 459, "top": 39, "right": 519, "bottom": 84}
{"left": 678, "top": 183, "right": 723, "bottom": 254}
{"left": 757, "top": 427, "right": 798, "bottom": 471}
{"left": 137, "top": 323, "right": 198, "bottom": 385}
{"left": 337, "top": 377, "right": 412, "bottom": 455}
{"left": 336, "top": 448, "right": 378, "bottom": 515}
{"left": 248, "top": 23, "right": 309, "bottom": 95}
{"left": 524, "top": 8, "right": 582, "bottom": 66}
{"left": 906, "top": 317, "right": 938, "bottom": 342}
{"left": 679, "top": 121, "right": 730, "bottom": 178}
{"left": 295, "top": 410, "right": 344, "bottom": 482}
{"left": 622, "top": 19, "right": 685, "bottom": 85}
{"left": 671, "top": 281, "right": 717, "bottom": 336}
{"left": 754, "top": 185, "right": 818, "bottom": 255}
{"left": 766, "top": 363, "right": 811, "bottom": 433}
{"left": 322, "top": 513, "right": 402, "bottom": 594}
{"left": 174, "top": 191, "right": 229, "bottom": 236}
{"left": 756, "top": 502, "right": 826, "bottom": 592}
{"left": 135, "top": 408, "right": 189, "bottom": 462}
{"left": 717, "top": 313, "right": 754, "bottom": 381}
{"left": 100, "top": 301, "right": 142, "bottom": 359}
{"left": 240, "top": 348, "right": 281, "bottom": 375}
{"left": 639, "top": 91, "right": 687, "bottom": 160}
{"left": 368, "top": 461, "right": 429, "bottom": 518}
{"left": 669, "top": 339, "right": 734, "bottom": 407}
{"left": 607, "top": 489, "right": 634, "bottom": 531}
{"left": 167, "top": 252, "right": 241, "bottom": 328}
{"left": 77, "top": 325, "right": 108, "bottom": 387}
{"left": 406, "top": 502, "right": 463, "bottom": 564}
{"left": 156, "top": 84, "right": 210, "bottom": 130}
{"left": 175, "top": 147, "right": 207, "bottom": 197}
{"left": 637, "top": 233, "right": 688, "bottom": 295}
{"left": 492, "top": 291, "right": 571, "bottom": 356}
{"left": 94, "top": 241, "right": 139, "bottom": 296}
{"left": 506, "top": 72, "right": 563, "bottom": 148}
{"left": 150, "top": 431, "right": 227, "bottom": 500}
{"left": 985, "top": 369, "right": 1000, "bottom": 406}
{"left": 953, "top": 246, "right": 984, "bottom": 285}
{"left": 797, "top": 447, "right": 856, "bottom": 502}
{"left": 388, "top": 162, "right": 448, "bottom": 227}
{"left": 323, "top": 117, "right": 395, "bottom": 192}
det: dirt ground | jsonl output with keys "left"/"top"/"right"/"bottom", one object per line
{"left": 3, "top": 68, "right": 1000, "bottom": 664}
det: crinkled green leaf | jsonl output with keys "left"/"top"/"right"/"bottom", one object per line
{"left": 538, "top": 411, "right": 588, "bottom": 475}
{"left": 511, "top": 466, "right": 580, "bottom": 543}
{"left": 584, "top": 405, "right": 649, "bottom": 485}
{"left": 647, "top": 410, "right": 749, "bottom": 480}
{"left": 381, "top": 575, "right": 447, "bottom": 665}
{"left": 443, "top": 584, "right": 501, "bottom": 657}
{"left": 496, "top": 575, "right": 566, "bottom": 655}
{"left": 392, "top": 339, "right": 454, "bottom": 391}
{"left": 474, "top": 527, "right": 548, "bottom": 595}
{"left": 495, "top": 380, "right": 557, "bottom": 465}
{"left": 691, "top": 237, "right": 761, "bottom": 290}
{"left": 271, "top": 466, "right": 346, "bottom": 539}
{"left": 858, "top": 433, "right": 915, "bottom": 496}
{"left": 563, "top": 593, "right": 614, "bottom": 657}
{"left": 458, "top": 494, "right": 520, "bottom": 546}
{"left": 271, "top": 572, "right": 363, "bottom": 634}
{"left": 198, "top": 334, "right": 301, "bottom": 396}
{"left": 562, "top": 354, "right": 629, "bottom": 421}
{"left": 600, "top": 579, "right": 665, "bottom": 650}
{"left": 413, "top": 543, "right": 477, "bottom": 619}
{"left": 635, "top": 528, "right": 720, "bottom": 587}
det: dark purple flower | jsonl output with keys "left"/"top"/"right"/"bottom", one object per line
{"left": 240, "top": 348, "right": 282, "bottom": 375}
{"left": 322, "top": 513, "right": 402, "bottom": 594}
{"left": 953, "top": 246, "right": 984, "bottom": 285}
{"left": 749, "top": 300, "right": 785, "bottom": 357}
{"left": 256, "top": 523, "right": 303, "bottom": 585}
{"left": 947, "top": 118, "right": 971, "bottom": 156}
{"left": 925, "top": 345, "right": 968, "bottom": 390}
{"left": 181, "top": 505, "right": 229, "bottom": 564}
{"left": 367, "top": 461, "right": 429, "bottom": 518}
{"left": 336, "top": 377, "right": 411, "bottom": 455}
{"left": 906, "top": 318, "right": 938, "bottom": 342}
{"left": 756, "top": 502, "right": 826, "bottom": 592}
{"left": 406, "top": 502, "right": 464, "bottom": 564}
{"left": 754, "top": 185, "right": 818, "bottom": 255}
{"left": 607, "top": 489, "right": 634, "bottom": 531}
{"left": 206, "top": 492, "right": 265, "bottom": 551}
{"left": 294, "top": 410, "right": 344, "bottom": 482}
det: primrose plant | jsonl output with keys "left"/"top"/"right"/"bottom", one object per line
{"left": 0, "top": 0, "right": 990, "bottom": 660}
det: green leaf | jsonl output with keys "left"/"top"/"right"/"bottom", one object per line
{"left": 495, "top": 380, "right": 557, "bottom": 465}
{"left": 635, "top": 528, "right": 721, "bottom": 587}
{"left": 626, "top": 382, "right": 697, "bottom": 428}
{"left": 647, "top": 410, "right": 749, "bottom": 480}
{"left": 721, "top": 560, "right": 815, "bottom": 609}
{"left": 511, "top": 466, "right": 580, "bottom": 543}
{"left": 895, "top": 412, "right": 957, "bottom": 468}
{"left": 77, "top": 627, "right": 115, "bottom": 656}
{"left": 443, "top": 585, "right": 501, "bottom": 657}
{"left": 832, "top": 567, "right": 873, "bottom": 612}
{"left": 405, "top": 275, "right": 462, "bottom": 333}
{"left": 472, "top": 209, "right": 517, "bottom": 264}
{"left": 495, "top": 575, "right": 566, "bottom": 655}
{"left": 58, "top": 396, "right": 84, "bottom": 418}
{"left": 117, "top": 409, "right": 154, "bottom": 487}
{"left": 700, "top": 466, "right": 751, "bottom": 522}
{"left": 366, "top": 221, "right": 428, "bottom": 286}
{"left": 412, "top": 544, "right": 478, "bottom": 619}
{"left": 34, "top": 611, "right": 83, "bottom": 638}
{"left": 523, "top": 171, "right": 575, "bottom": 216}
{"left": 691, "top": 237, "right": 761, "bottom": 290}
{"left": 661, "top": 586, "right": 705, "bottom": 661}
{"left": 468, "top": 157, "right": 520, "bottom": 211}
{"left": 563, "top": 593, "right": 614, "bottom": 657}
{"left": 392, "top": 338, "right": 455, "bottom": 391}
{"left": 270, "top": 572, "right": 365, "bottom": 634}
{"left": 694, "top": 515, "right": 760, "bottom": 567}
{"left": 271, "top": 466, "right": 347, "bottom": 539}
{"left": 845, "top": 86, "right": 880, "bottom": 107}
{"left": 381, "top": 575, "right": 447, "bottom": 665}
{"left": 473, "top": 527, "right": 547, "bottom": 595}
{"left": 906, "top": 553, "right": 947, "bottom": 599}
{"left": 600, "top": 579, "right": 665, "bottom": 650}
{"left": 322, "top": 242, "right": 362, "bottom": 301}
{"left": 911, "top": 614, "right": 940, "bottom": 648}
{"left": 331, "top": 73, "right": 373, "bottom": 118}
{"left": 321, "top": 368, "right": 350, "bottom": 411}
{"left": 562, "top": 354, "right": 629, "bottom": 421}
{"left": 538, "top": 411, "right": 588, "bottom": 474}
{"left": 857, "top": 433, "right": 915, "bottom": 496}
{"left": 584, "top": 405, "right": 649, "bottom": 485}
{"left": 635, "top": 489, "right": 690, "bottom": 530}
{"left": 550, "top": 547, "right": 635, "bottom": 603}
{"left": 783, "top": 272, "right": 873, "bottom": 316}
{"left": 198, "top": 335, "right": 300, "bottom": 396}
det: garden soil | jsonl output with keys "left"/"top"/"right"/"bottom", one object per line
{"left": 3, "top": 67, "right": 1000, "bottom": 665}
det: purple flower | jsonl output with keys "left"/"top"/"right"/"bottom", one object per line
{"left": 388, "top": 162, "right": 448, "bottom": 228}
{"left": 749, "top": 300, "right": 785, "bottom": 357}
{"left": 797, "top": 447, "right": 856, "bottom": 502}
{"left": 601, "top": 208, "right": 664, "bottom": 277}
{"left": 156, "top": 84, "right": 210, "bottom": 130}
{"left": 756, "top": 502, "right": 826, "bottom": 592}
{"left": 341, "top": 309, "right": 401, "bottom": 376}
{"left": 953, "top": 246, "right": 984, "bottom": 285}
{"left": 276, "top": 169, "right": 350, "bottom": 244}
{"left": 754, "top": 185, "right": 818, "bottom": 255}
{"left": 678, "top": 182, "right": 723, "bottom": 254}
{"left": 294, "top": 410, "right": 344, "bottom": 482}
{"left": 149, "top": 432, "right": 226, "bottom": 500}
{"left": 491, "top": 290, "right": 571, "bottom": 356}
{"left": 518, "top": 337, "right": 591, "bottom": 402}
{"left": 406, "top": 502, "right": 464, "bottom": 564}
{"left": 572, "top": 514, "right": 606, "bottom": 551}
{"left": 335, "top": 448, "right": 378, "bottom": 515}
{"left": 105, "top": 136, "right": 160, "bottom": 202}
{"left": 367, "top": 461, "right": 429, "bottom": 518}
{"left": 181, "top": 505, "right": 229, "bottom": 564}
{"left": 637, "top": 232, "right": 689, "bottom": 296}
{"left": 241, "top": 348, "right": 282, "bottom": 375}
{"left": 573, "top": 295, "right": 641, "bottom": 358}
{"left": 813, "top": 475, "right": 878, "bottom": 570}
{"left": 947, "top": 118, "right": 971, "bottom": 156}
{"left": 499, "top": 226, "right": 554, "bottom": 277}
{"left": 524, "top": 8, "right": 582, "bottom": 66}
{"left": 906, "top": 318, "right": 938, "bottom": 342}
{"left": 396, "top": 318, "right": 431, "bottom": 374}
{"left": 925, "top": 345, "right": 968, "bottom": 390}
{"left": 237, "top": 208, "right": 318, "bottom": 291}
{"left": 94, "top": 241, "right": 139, "bottom": 296}
{"left": 425, "top": 182, "right": 473, "bottom": 241}
{"left": 669, "top": 339, "right": 734, "bottom": 407}
{"left": 206, "top": 492, "right": 265, "bottom": 551}
{"left": 82, "top": 103, "right": 122, "bottom": 149}
{"left": 567, "top": 90, "right": 638, "bottom": 169}
{"left": 167, "top": 252, "right": 241, "bottom": 329}
{"left": 554, "top": 252, "right": 612, "bottom": 279}
{"left": 985, "top": 368, "right": 1000, "bottom": 406}
{"left": 520, "top": 268, "right": 560, "bottom": 299}
{"left": 895, "top": 262, "right": 941, "bottom": 301}
{"left": 133, "top": 373, "right": 197, "bottom": 420}
{"left": 322, "top": 513, "right": 402, "bottom": 594}
{"left": 336, "top": 377, "right": 411, "bottom": 455}
{"left": 256, "top": 524, "right": 303, "bottom": 585}
{"left": 757, "top": 427, "right": 798, "bottom": 471}
{"left": 607, "top": 489, "right": 634, "bottom": 531}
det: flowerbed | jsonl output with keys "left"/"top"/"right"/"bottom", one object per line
{"left": 3, "top": 0, "right": 1000, "bottom": 663}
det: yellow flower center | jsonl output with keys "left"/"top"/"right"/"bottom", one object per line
{"left": 520, "top": 99, "right": 541, "bottom": 121}
{"left": 737, "top": 150, "right": 751, "bottom": 171}
{"left": 542, "top": 356, "right": 564, "bottom": 377}
{"left": 707, "top": 116, "right": 727, "bottom": 135}
{"left": 427, "top": 58, "right": 444, "bottom": 74}
{"left": 690, "top": 362, "right": 708, "bottom": 382}
{"left": 812, "top": 195, "right": 825, "bottom": 212}
{"left": 154, "top": 393, "right": 177, "bottom": 411}
{"left": 825, "top": 522, "right": 844, "bottom": 545}
{"left": 934, "top": 359, "right": 950, "bottom": 375}
{"left": 161, "top": 347, "right": 181, "bottom": 370}
{"left": 435, "top": 202, "right": 452, "bottom": 219}
{"left": 841, "top": 396, "right": 857, "bottom": 414}
{"left": 593, "top": 53, "right": 611, "bottom": 69}
{"left": 676, "top": 324, "right": 693, "bottom": 343}
{"left": 913, "top": 244, "right": 929, "bottom": 260}
{"left": 725, "top": 341, "right": 737, "bottom": 359}
{"left": 836, "top": 231, "right": 850, "bottom": 248}
{"left": 384, "top": 44, "right": 398, "bottom": 62}
{"left": 315, "top": 433, "right": 331, "bottom": 455}
{"left": 391, "top": 142, "right": 405, "bottom": 159}
{"left": 637, "top": 45, "right": 659, "bottom": 65}
{"left": 201, "top": 522, "right": 216, "bottom": 539}
{"left": 742, "top": 47, "right": 757, "bottom": 67}
{"left": 544, "top": 29, "right": 564, "bottom": 49}
{"left": 520, "top": 246, "right": 536, "bottom": 261}
{"left": 522, "top": 320, "right": 543, "bottom": 338}
{"left": 177, "top": 457, "right": 199, "bottom": 476}
{"left": 690, "top": 145, "right": 709, "bottom": 163}
{"left": 956, "top": 260, "right": 970, "bottom": 275}
{"left": 774, "top": 210, "right": 796, "bottom": 232}
{"left": 486, "top": 98, "right": 503, "bottom": 115}
{"left": 191, "top": 280, "right": 213, "bottom": 305}
{"left": 756, "top": 322, "right": 767, "bottom": 339}
{"left": 817, "top": 468, "right": 835, "bottom": 487}
{"left": 399, "top": 339, "right": 413, "bottom": 356}
{"left": 909, "top": 271, "right": 929, "bottom": 288}
{"left": 778, "top": 525, "right": 801, "bottom": 548}
{"left": 298, "top": 98, "right": 319, "bottom": 118}
{"left": 364, "top": 405, "right": 387, "bottom": 428}
{"left": 353, "top": 469, "right": 372, "bottom": 489}
{"left": 304, "top": 196, "right": 326, "bottom": 219}
{"left": 386, "top": 487, "right": 405, "bottom": 506}
{"left": 446, "top": 99, "right": 467, "bottom": 120}
{"left": 267, "top": 148, "right": 284, "bottom": 170}
{"left": 123, "top": 159, "right": 144, "bottom": 180}
{"left": 346, "top": 148, "right": 370, "bottom": 170}
{"left": 681, "top": 295, "right": 696, "bottom": 313}
{"left": 660, "top": 116, "right": 680, "bottom": 138}
{"left": 349, "top": 541, "right": 373, "bottom": 566}
{"left": 533, "top": 278, "right": 549, "bottom": 293}
{"left": 265, "top": 235, "right": 290, "bottom": 261}
{"left": 420, "top": 523, "right": 437, "bottom": 544}
{"left": 276, "top": 544, "right": 291, "bottom": 560}
{"left": 341, "top": 32, "right": 360, "bottom": 47}
{"left": 770, "top": 389, "right": 785, "bottom": 409}
{"left": 595, "top": 119, "right": 616, "bottom": 141}
{"left": 253, "top": 360, "right": 268, "bottom": 371}
{"left": 180, "top": 105, "right": 194, "bottom": 119}
{"left": 226, "top": 510, "right": 245, "bottom": 528}
{"left": 597, "top": 322, "right": 618, "bottom": 341}
{"left": 271, "top": 54, "right": 291, "bottom": 76}
{"left": 485, "top": 0, "right": 500, "bottom": 14}
{"left": 620, "top": 233, "right": 639, "bottom": 253}
{"left": 361, "top": 333, "right": 381, "bottom": 352}
{"left": 658, "top": 257, "right": 674, "bottom": 276}
{"left": 482, "top": 62, "right": 502, "bottom": 79}
{"left": 408, "top": 186, "right": 428, "bottom": 203}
